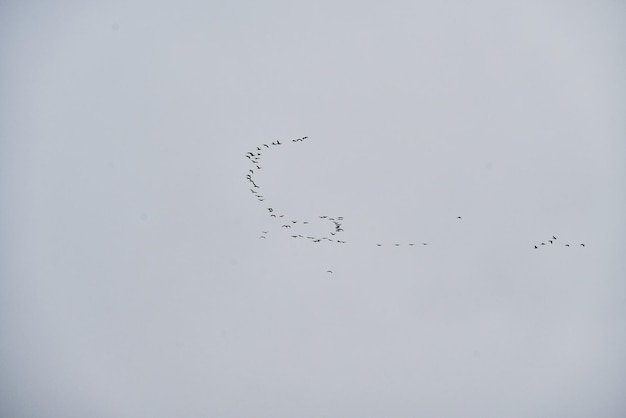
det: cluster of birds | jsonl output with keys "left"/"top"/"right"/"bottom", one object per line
{"left": 246, "top": 136, "right": 587, "bottom": 254}
{"left": 244, "top": 135, "right": 455, "bottom": 248}
{"left": 533, "top": 236, "right": 585, "bottom": 249}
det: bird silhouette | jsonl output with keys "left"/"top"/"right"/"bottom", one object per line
{"left": 565, "top": 244, "right": 570, "bottom": 247}
{"left": 580, "top": 243, "right": 585, "bottom": 247}
{"left": 552, "top": 236, "right": 557, "bottom": 240}
{"left": 377, "top": 244, "right": 382, "bottom": 246}
{"left": 282, "top": 225, "right": 291, "bottom": 228}
{"left": 327, "top": 270, "right": 333, "bottom": 274}
{"left": 409, "top": 243, "right": 415, "bottom": 246}
{"left": 534, "top": 245, "right": 538, "bottom": 249}
{"left": 549, "top": 240, "right": 553, "bottom": 244}
{"left": 263, "top": 144, "right": 269, "bottom": 148}
{"left": 541, "top": 243, "right": 546, "bottom": 245}
{"left": 457, "top": 216, "right": 462, "bottom": 219}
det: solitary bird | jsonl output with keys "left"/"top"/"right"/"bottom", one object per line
{"left": 553, "top": 236, "right": 557, "bottom": 240}
{"left": 580, "top": 243, "right": 585, "bottom": 247}
{"left": 377, "top": 244, "right": 382, "bottom": 246}
{"left": 565, "top": 244, "right": 570, "bottom": 247}
{"left": 409, "top": 243, "right": 415, "bottom": 246}
{"left": 457, "top": 216, "right": 462, "bottom": 219}
{"left": 395, "top": 244, "right": 400, "bottom": 246}
{"left": 327, "top": 270, "right": 333, "bottom": 274}
{"left": 422, "top": 243, "right": 428, "bottom": 246}
{"left": 282, "top": 225, "right": 291, "bottom": 228}
{"left": 541, "top": 243, "right": 546, "bottom": 245}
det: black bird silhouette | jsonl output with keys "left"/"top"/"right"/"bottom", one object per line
{"left": 565, "top": 244, "right": 570, "bottom": 247}
{"left": 303, "top": 222, "right": 309, "bottom": 224}
{"left": 395, "top": 244, "right": 400, "bottom": 246}
{"left": 257, "top": 147, "right": 262, "bottom": 151}
{"left": 409, "top": 243, "right": 415, "bottom": 246}
{"left": 291, "top": 220, "right": 297, "bottom": 223}
{"left": 422, "top": 243, "right": 428, "bottom": 246}
{"left": 277, "top": 140, "right": 281, "bottom": 145}
{"left": 282, "top": 225, "right": 291, "bottom": 228}
{"left": 549, "top": 240, "right": 553, "bottom": 244}
{"left": 457, "top": 216, "right": 462, "bottom": 219}
{"left": 580, "top": 243, "right": 585, "bottom": 247}
{"left": 376, "top": 244, "right": 382, "bottom": 246}
{"left": 327, "top": 270, "right": 333, "bottom": 274}
{"left": 263, "top": 144, "right": 269, "bottom": 148}
{"left": 541, "top": 243, "right": 546, "bottom": 245}
{"left": 270, "top": 214, "right": 276, "bottom": 218}
{"left": 256, "top": 165, "right": 261, "bottom": 169}
{"left": 553, "top": 236, "right": 557, "bottom": 240}
{"left": 268, "top": 208, "right": 273, "bottom": 212}
{"left": 534, "top": 245, "right": 538, "bottom": 249}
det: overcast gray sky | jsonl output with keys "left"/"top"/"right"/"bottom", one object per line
{"left": 1, "top": 1, "right": 625, "bottom": 417}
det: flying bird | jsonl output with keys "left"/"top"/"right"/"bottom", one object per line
{"left": 534, "top": 245, "right": 538, "bottom": 249}
{"left": 565, "top": 244, "right": 570, "bottom": 247}
{"left": 327, "top": 270, "right": 333, "bottom": 274}
{"left": 580, "top": 243, "right": 585, "bottom": 247}
{"left": 553, "top": 236, "right": 557, "bottom": 240}
{"left": 281, "top": 225, "right": 291, "bottom": 228}
{"left": 549, "top": 240, "right": 553, "bottom": 244}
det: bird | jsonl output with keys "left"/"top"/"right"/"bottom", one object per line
{"left": 457, "top": 216, "right": 462, "bottom": 219}
{"left": 267, "top": 208, "right": 274, "bottom": 212}
{"left": 291, "top": 235, "right": 298, "bottom": 238}
{"left": 257, "top": 147, "right": 262, "bottom": 151}
{"left": 580, "top": 243, "right": 585, "bottom": 247}
{"left": 534, "top": 245, "right": 538, "bottom": 249}
{"left": 263, "top": 144, "right": 269, "bottom": 148}
{"left": 291, "top": 220, "right": 297, "bottom": 223}
{"left": 277, "top": 140, "right": 281, "bottom": 145}
{"left": 262, "top": 231, "right": 268, "bottom": 234}
{"left": 256, "top": 165, "right": 261, "bottom": 169}
{"left": 259, "top": 236, "right": 266, "bottom": 239}
{"left": 281, "top": 225, "right": 291, "bottom": 228}
{"left": 565, "top": 244, "right": 570, "bottom": 247}
{"left": 553, "top": 236, "right": 557, "bottom": 240}
{"left": 313, "top": 239, "right": 321, "bottom": 243}
{"left": 395, "top": 244, "right": 400, "bottom": 246}
{"left": 327, "top": 270, "right": 333, "bottom": 274}
{"left": 549, "top": 240, "right": 553, "bottom": 244}
{"left": 422, "top": 243, "right": 428, "bottom": 245}
{"left": 270, "top": 214, "right": 276, "bottom": 218}
{"left": 377, "top": 244, "right": 382, "bottom": 246}
{"left": 303, "top": 222, "right": 309, "bottom": 224}
{"left": 409, "top": 243, "right": 415, "bottom": 246}
{"left": 541, "top": 243, "right": 546, "bottom": 245}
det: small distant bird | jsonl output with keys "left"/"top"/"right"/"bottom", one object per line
{"left": 263, "top": 144, "right": 269, "bottom": 148}
{"left": 327, "top": 270, "right": 332, "bottom": 273}
{"left": 313, "top": 239, "right": 321, "bottom": 243}
{"left": 565, "top": 244, "right": 570, "bottom": 247}
{"left": 303, "top": 136, "right": 308, "bottom": 139}
{"left": 291, "top": 220, "right": 297, "bottom": 223}
{"left": 256, "top": 165, "right": 261, "bottom": 169}
{"left": 409, "top": 243, "right": 415, "bottom": 246}
{"left": 395, "top": 244, "right": 400, "bottom": 246}
{"left": 549, "top": 240, "right": 553, "bottom": 244}
{"left": 282, "top": 225, "right": 291, "bottom": 228}
{"left": 319, "top": 216, "right": 327, "bottom": 219}
{"left": 580, "top": 243, "right": 585, "bottom": 247}
{"left": 422, "top": 243, "right": 428, "bottom": 245}
{"left": 457, "top": 216, "right": 462, "bottom": 219}
{"left": 552, "top": 236, "right": 557, "bottom": 240}
{"left": 270, "top": 214, "right": 276, "bottom": 218}
{"left": 262, "top": 231, "right": 268, "bottom": 234}
{"left": 259, "top": 236, "right": 266, "bottom": 239}
{"left": 534, "top": 245, "right": 538, "bottom": 249}
{"left": 267, "top": 208, "right": 273, "bottom": 212}
{"left": 279, "top": 215, "right": 284, "bottom": 217}
{"left": 303, "top": 222, "right": 309, "bottom": 224}
{"left": 257, "top": 147, "right": 262, "bottom": 151}
{"left": 277, "top": 140, "right": 281, "bottom": 145}
{"left": 541, "top": 243, "right": 546, "bottom": 245}
{"left": 377, "top": 244, "right": 382, "bottom": 246}
{"left": 291, "top": 235, "right": 298, "bottom": 238}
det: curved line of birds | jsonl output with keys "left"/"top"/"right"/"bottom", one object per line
{"left": 246, "top": 136, "right": 586, "bottom": 250}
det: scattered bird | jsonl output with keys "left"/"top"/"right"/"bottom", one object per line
{"left": 553, "top": 236, "right": 557, "bottom": 240}
{"left": 422, "top": 243, "right": 428, "bottom": 245}
{"left": 565, "top": 244, "right": 570, "bottom": 247}
{"left": 409, "top": 243, "right": 415, "bottom": 246}
{"left": 541, "top": 243, "right": 546, "bottom": 245}
{"left": 549, "top": 240, "right": 553, "bottom": 244}
{"left": 327, "top": 270, "right": 333, "bottom": 274}
{"left": 534, "top": 245, "right": 538, "bottom": 249}
{"left": 282, "top": 225, "right": 291, "bottom": 228}
{"left": 291, "top": 220, "right": 297, "bottom": 223}
{"left": 580, "top": 243, "right": 585, "bottom": 247}
{"left": 377, "top": 244, "right": 382, "bottom": 246}
{"left": 263, "top": 144, "right": 269, "bottom": 148}
{"left": 457, "top": 216, "right": 462, "bottom": 219}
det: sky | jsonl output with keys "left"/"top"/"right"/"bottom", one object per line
{"left": 1, "top": 1, "right": 625, "bottom": 417}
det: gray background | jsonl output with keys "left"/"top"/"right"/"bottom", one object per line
{"left": 1, "top": 1, "right": 625, "bottom": 417}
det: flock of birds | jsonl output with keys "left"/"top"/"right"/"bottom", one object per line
{"left": 245, "top": 136, "right": 586, "bottom": 255}
{"left": 533, "top": 235, "right": 585, "bottom": 249}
